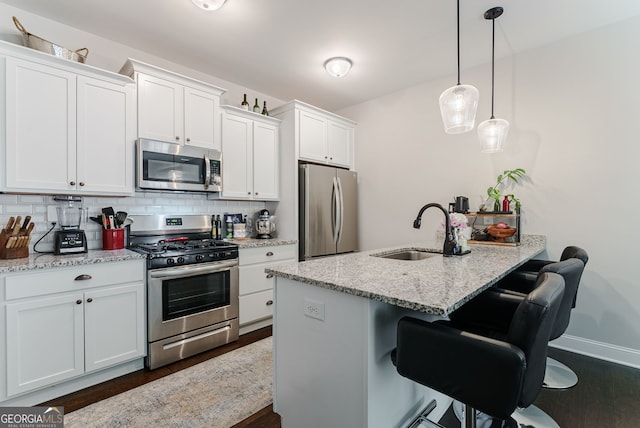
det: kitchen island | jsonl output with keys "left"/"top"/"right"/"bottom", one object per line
{"left": 266, "top": 235, "right": 545, "bottom": 428}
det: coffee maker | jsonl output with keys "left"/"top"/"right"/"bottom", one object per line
{"left": 255, "top": 209, "right": 276, "bottom": 239}
{"left": 54, "top": 196, "right": 88, "bottom": 255}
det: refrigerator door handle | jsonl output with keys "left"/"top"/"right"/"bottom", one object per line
{"left": 332, "top": 177, "right": 340, "bottom": 245}
{"left": 336, "top": 176, "right": 344, "bottom": 246}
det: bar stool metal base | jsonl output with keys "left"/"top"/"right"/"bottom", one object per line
{"left": 454, "top": 400, "right": 558, "bottom": 428}
{"left": 513, "top": 404, "right": 560, "bottom": 428}
{"left": 543, "top": 356, "right": 578, "bottom": 389}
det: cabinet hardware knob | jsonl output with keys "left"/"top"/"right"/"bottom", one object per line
{"left": 76, "top": 299, "right": 82, "bottom": 305}
{"left": 69, "top": 181, "right": 76, "bottom": 186}
{"left": 266, "top": 251, "right": 274, "bottom": 256}
{"left": 330, "top": 157, "right": 333, "bottom": 160}
{"left": 186, "top": 138, "right": 191, "bottom": 142}
{"left": 86, "top": 298, "right": 93, "bottom": 303}
{"left": 74, "top": 274, "right": 92, "bottom": 281}
{"left": 248, "top": 192, "right": 252, "bottom": 195}
{"left": 255, "top": 192, "right": 259, "bottom": 195}
{"left": 79, "top": 182, "right": 85, "bottom": 186}
{"left": 266, "top": 274, "right": 274, "bottom": 279}
{"left": 175, "top": 136, "right": 180, "bottom": 141}
{"left": 266, "top": 300, "right": 274, "bottom": 306}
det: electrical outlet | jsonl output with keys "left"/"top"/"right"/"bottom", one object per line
{"left": 303, "top": 298, "right": 325, "bottom": 321}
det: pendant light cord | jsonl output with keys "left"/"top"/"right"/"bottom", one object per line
{"left": 490, "top": 15, "right": 496, "bottom": 119}
{"left": 456, "top": 0, "right": 461, "bottom": 85}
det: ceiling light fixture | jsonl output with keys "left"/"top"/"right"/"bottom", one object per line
{"left": 324, "top": 57, "right": 352, "bottom": 78}
{"left": 478, "top": 6, "right": 509, "bottom": 154}
{"left": 191, "top": 0, "right": 226, "bottom": 11}
{"left": 439, "top": 0, "right": 479, "bottom": 134}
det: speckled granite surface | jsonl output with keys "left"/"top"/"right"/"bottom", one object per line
{"left": 0, "top": 249, "right": 145, "bottom": 273}
{"left": 266, "top": 235, "right": 546, "bottom": 315}
{"left": 229, "top": 238, "right": 297, "bottom": 248}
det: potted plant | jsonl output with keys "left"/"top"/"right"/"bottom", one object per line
{"left": 483, "top": 168, "right": 527, "bottom": 212}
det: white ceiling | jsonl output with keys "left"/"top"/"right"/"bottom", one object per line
{"left": 2, "top": 0, "right": 640, "bottom": 111}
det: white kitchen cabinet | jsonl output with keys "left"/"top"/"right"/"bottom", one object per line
{"left": 238, "top": 243, "right": 296, "bottom": 334}
{"left": 1, "top": 41, "right": 135, "bottom": 196}
{"left": 220, "top": 106, "right": 280, "bottom": 201}
{"left": 1, "top": 259, "right": 145, "bottom": 400}
{"left": 275, "top": 101, "right": 355, "bottom": 168}
{"left": 121, "top": 59, "right": 225, "bottom": 150}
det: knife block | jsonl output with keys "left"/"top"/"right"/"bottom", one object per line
{"left": 0, "top": 229, "right": 29, "bottom": 259}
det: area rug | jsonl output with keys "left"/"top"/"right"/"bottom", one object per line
{"left": 64, "top": 337, "right": 273, "bottom": 427}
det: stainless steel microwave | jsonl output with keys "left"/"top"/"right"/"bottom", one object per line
{"left": 137, "top": 139, "right": 222, "bottom": 193}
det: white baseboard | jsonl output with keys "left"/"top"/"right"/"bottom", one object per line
{"left": 550, "top": 334, "right": 640, "bottom": 369}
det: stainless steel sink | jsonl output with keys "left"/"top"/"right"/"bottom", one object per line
{"left": 371, "top": 249, "right": 439, "bottom": 261}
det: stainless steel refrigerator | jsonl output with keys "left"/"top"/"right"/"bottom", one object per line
{"left": 299, "top": 163, "right": 358, "bottom": 260}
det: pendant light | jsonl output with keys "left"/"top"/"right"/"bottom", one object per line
{"left": 191, "top": 0, "right": 226, "bottom": 11}
{"left": 478, "top": 7, "right": 509, "bottom": 153}
{"left": 439, "top": 0, "right": 479, "bottom": 134}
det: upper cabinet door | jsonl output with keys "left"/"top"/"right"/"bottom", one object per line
{"left": 76, "top": 76, "right": 135, "bottom": 195}
{"left": 4, "top": 57, "right": 76, "bottom": 192}
{"left": 252, "top": 121, "right": 279, "bottom": 200}
{"left": 184, "top": 87, "right": 220, "bottom": 150}
{"left": 298, "top": 110, "right": 327, "bottom": 163}
{"left": 221, "top": 112, "right": 252, "bottom": 199}
{"left": 137, "top": 73, "right": 183, "bottom": 144}
{"left": 327, "top": 120, "right": 353, "bottom": 168}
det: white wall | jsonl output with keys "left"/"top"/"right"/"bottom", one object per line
{"left": 339, "top": 16, "right": 640, "bottom": 366}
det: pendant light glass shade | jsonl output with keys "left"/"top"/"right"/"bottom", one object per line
{"left": 478, "top": 117, "right": 509, "bottom": 153}
{"left": 439, "top": 0, "right": 478, "bottom": 134}
{"left": 478, "top": 7, "right": 509, "bottom": 153}
{"left": 191, "top": 0, "right": 226, "bottom": 11}
{"left": 439, "top": 84, "right": 479, "bottom": 134}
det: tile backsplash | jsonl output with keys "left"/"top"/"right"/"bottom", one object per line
{"left": 0, "top": 191, "right": 270, "bottom": 252}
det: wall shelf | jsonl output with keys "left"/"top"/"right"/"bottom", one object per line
{"left": 466, "top": 212, "right": 520, "bottom": 246}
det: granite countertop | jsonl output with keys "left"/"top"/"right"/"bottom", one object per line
{"left": 0, "top": 249, "right": 145, "bottom": 273}
{"left": 266, "top": 235, "right": 546, "bottom": 315}
{"left": 229, "top": 238, "right": 297, "bottom": 249}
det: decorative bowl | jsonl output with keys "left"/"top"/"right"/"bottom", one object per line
{"left": 487, "top": 225, "right": 517, "bottom": 242}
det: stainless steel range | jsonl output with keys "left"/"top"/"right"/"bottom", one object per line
{"left": 129, "top": 214, "right": 239, "bottom": 370}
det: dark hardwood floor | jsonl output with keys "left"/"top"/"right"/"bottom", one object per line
{"left": 41, "top": 330, "right": 639, "bottom": 428}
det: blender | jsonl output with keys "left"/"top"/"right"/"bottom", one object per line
{"left": 54, "top": 196, "right": 88, "bottom": 255}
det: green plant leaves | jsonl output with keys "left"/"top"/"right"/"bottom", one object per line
{"left": 487, "top": 168, "right": 527, "bottom": 203}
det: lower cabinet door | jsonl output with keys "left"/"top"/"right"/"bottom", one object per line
{"left": 84, "top": 283, "right": 145, "bottom": 372}
{"left": 239, "top": 289, "right": 274, "bottom": 326}
{"left": 5, "top": 292, "right": 85, "bottom": 397}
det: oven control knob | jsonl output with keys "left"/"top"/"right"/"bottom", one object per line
{"left": 195, "top": 254, "right": 204, "bottom": 261}
{"left": 167, "top": 258, "right": 175, "bottom": 265}
{"left": 177, "top": 257, "right": 185, "bottom": 264}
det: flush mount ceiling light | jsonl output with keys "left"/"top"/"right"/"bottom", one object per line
{"left": 191, "top": 0, "right": 226, "bottom": 11}
{"left": 478, "top": 6, "right": 509, "bottom": 154}
{"left": 324, "top": 57, "right": 352, "bottom": 78}
{"left": 439, "top": 0, "right": 479, "bottom": 134}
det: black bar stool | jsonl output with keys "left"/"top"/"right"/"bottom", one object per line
{"left": 496, "top": 246, "right": 588, "bottom": 389}
{"left": 391, "top": 272, "right": 564, "bottom": 428}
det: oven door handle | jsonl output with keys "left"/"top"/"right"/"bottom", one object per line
{"left": 148, "top": 261, "right": 237, "bottom": 279}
